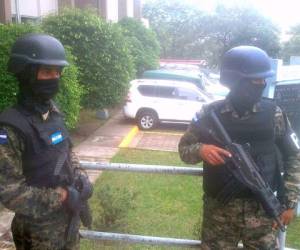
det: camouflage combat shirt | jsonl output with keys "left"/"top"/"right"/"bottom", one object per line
{"left": 178, "top": 99, "right": 300, "bottom": 204}
{"left": 0, "top": 106, "right": 80, "bottom": 219}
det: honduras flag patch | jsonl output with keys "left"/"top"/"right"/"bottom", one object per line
{"left": 0, "top": 130, "right": 8, "bottom": 145}
{"left": 50, "top": 131, "right": 64, "bottom": 145}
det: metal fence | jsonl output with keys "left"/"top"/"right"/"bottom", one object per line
{"left": 80, "top": 161, "right": 292, "bottom": 250}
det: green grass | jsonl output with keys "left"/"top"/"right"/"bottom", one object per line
{"left": 81, "top": 149, "right": 202, "bottom": 250}
{"left": 287, "top": 217, "right": 300, "bottom": 249}
{"left": 81, "top": 148, "right": 300, "bottom": 250}
{"left": 111, "top": 148, "right": 187, "bottom": 166}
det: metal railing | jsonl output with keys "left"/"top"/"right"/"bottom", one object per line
{"left": 80, "top": 231, "right": 202, "bottom": 248}
{"left": 80, "top": 161, "right": 203, "bottom": 176}
{"left": 80, "top": 161, "right": 291, "bottom": 250}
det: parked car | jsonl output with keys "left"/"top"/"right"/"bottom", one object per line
{"left": 123, "top": 79, "right": 213, "bottom": 130}
{"left": 142, "top": 69, "right": 228, "bottom": 100}
{"left": 159, "top": 63, "right": 201, "bottom": 74}
{"left": 142, "top": 69, "right": 204, "bottom": 89}
{"left": 201, "top": 74, "right": 229, "bottom": 100}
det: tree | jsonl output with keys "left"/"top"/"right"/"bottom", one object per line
{"left": 143, "top": 0, "right": 206, "bottom": 59}
{"left": 204, "top": 5, "right": 281, "bottom": 66}
{"left": 42, "top": 9, "right": 135, "bottom": 109}
{"left": 143, "top": 1, "right": 281, "bottom": 67}
{"left": 119, "top": 17, "right": 160, "bottom": 77}
{"left": 281, "top": 24, "right": 300, "bottom": 63}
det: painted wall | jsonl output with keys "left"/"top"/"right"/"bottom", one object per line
{"left": 106, "top": 0, "right": 118, "bottom": 22}
{"left": 127, "top": 0, "right": 133, "bottom": 17}
{"left": 11, "top": 0, "right": 57, "bottom": 17}
{"left": 40, "top": 0, "right": 58, "bottom": 16}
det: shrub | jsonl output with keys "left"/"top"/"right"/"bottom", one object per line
{"left": 0, "top": 24, "right": 39, "bottom": 111}
{"left": 0, "top": 23, "right": 82, "bottom": 129}
{"left": 119, "top": 17, "right": 160, "bottom": 77}
{"left": 55, "top": 48, "right": 83, "bottom": 129}
{"left": 91, "top": 184, "right": 136, "bottom": 231}
{"left": 42, "top": 8, "right": 135, "bottom": 109}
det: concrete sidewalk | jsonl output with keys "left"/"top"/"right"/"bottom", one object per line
{"left": 128, "top": 130, "right": 183, "bottom": 152}
{"left": 73, "top": 110, "right": 136, "bottom": 182}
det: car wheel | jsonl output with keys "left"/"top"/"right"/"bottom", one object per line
{"left": 137, "top": 111, "right": 158, "bottom": 130}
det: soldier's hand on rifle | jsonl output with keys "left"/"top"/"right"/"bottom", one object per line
{"left": 272, "top": 209, "right": 295, "bottom": 230}
{"left": 281, "top": 209, "right": 295, "bottom": 225}
{"left": 200, "top": 144, "right": 232, "bottom": 166}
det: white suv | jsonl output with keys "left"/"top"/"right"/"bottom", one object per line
{"left": 123, "top": 79, "right": 213, "bottom": 130}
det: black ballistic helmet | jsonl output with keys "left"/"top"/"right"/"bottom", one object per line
{"left": 8, "top": 33, "right": 69, "bottom": 74}
{"left": 220, "top": 46, "right": 274, "bottom": 87}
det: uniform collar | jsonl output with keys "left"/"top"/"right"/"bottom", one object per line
{"left": 220, "top": 97, "right": 263, "bottom": 119}
{"left": 41, "top": 100, "right": 61, "bottom": 121}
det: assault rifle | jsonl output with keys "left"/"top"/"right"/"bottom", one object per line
{"left": 54, "top": 153, "right": 93, "bottom": 241}
{"left": 210, "top": 109, "right": 286, "bottom": 232}
{"left": 66, "top": 172, "right": 93, "bottom": 242}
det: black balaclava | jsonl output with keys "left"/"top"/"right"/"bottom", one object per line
{"left": 17, "top": 65, "right": 60, "bottom": 114}
{"left": 229, "top": 79, "right": 266, "bottom": 116}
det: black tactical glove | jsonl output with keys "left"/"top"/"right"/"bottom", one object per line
{"left": 75, "top": 173, "right": 93, "bottom": 200}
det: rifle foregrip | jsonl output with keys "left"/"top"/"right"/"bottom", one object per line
{"left": 66, "top": 214, "right": 81, "bottom": 242}
{"left": 80, "top": 202, "right": 93, "bottom": 229}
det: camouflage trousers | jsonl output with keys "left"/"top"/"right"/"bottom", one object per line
{"left": 11, "top": 211, "right": 80, "bottom": 250}
{"left": 200, "top": 195, "right": 279, "bottom": 250}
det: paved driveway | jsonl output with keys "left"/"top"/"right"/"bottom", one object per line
{"left": 74, "top": 111, "right": 188, "bottom": 181}
{"left": 74, "top": 111, "right": 187, "bottom": 160}
{"left": 128, "top": 130, "right": 184, "bottom": 152}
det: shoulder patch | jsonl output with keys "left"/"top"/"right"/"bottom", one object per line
{"left": 192, "top": 109, "right": 206, "bottom": 124}
{"left": 192, "top": 112, "right": 199, "bottom": 123}
{"left": 192, "top": 101, "right": 223, "bottom": 125}
{"left": 0, "top": 130, "right": 8, "bottom": 145}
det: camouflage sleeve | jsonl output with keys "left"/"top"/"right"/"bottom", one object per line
{"left": 70, "top": 151, "right": 80, "bottom": 170}
{"left": 71, "top": 151, "right": 85, "bottom": 175}
{"left": 178, "top": 112, "right": 204, "bottom": 165}
{"left": 0, "top": 125, "right": 63, "bottom": 219}
{"left": 274, "top": 106, "right": 300, "bottom": 203}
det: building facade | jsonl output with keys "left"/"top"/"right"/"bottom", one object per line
{"left": 0, "top": 0, "right": 142, "bottom": 23}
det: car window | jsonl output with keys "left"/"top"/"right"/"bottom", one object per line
{"left": 138, "top": 85, "right": 156, "bottom": 97}
{"left": 177, "top": 87, "right": 203, "bottom": 101}
{"left": 156, "top": 86, "right": 177, "bottom": 98}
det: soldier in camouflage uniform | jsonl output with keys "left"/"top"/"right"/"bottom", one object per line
{"left": 0, "top": 34, "right": 92, "bottom": 249}
{"left": 179, "top": 46, "right": 300, "bottom": 249}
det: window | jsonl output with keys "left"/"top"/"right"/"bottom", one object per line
{"left": 177, "top": 88, "right": 202, "bottom": 101}
{"left": 138, "top": 85, "right": 156, "bottom": 97}
{"left": 156, "top": 86, "right": 177, "bottom": 98}
{"left": 11, "top": 15, "right": 39, "bottom": 24}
